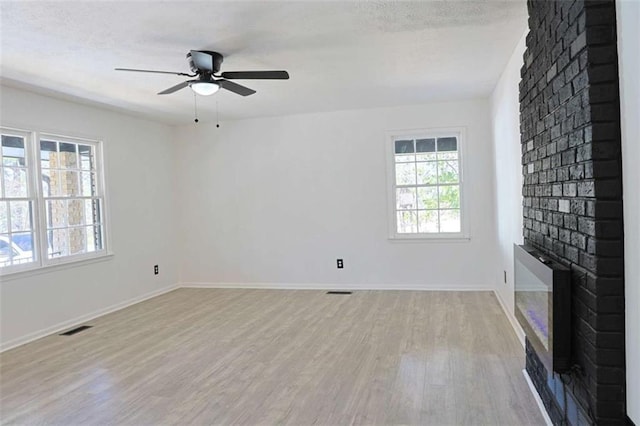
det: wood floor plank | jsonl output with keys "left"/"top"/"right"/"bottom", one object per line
{"left": 0, "top": 289, "right": 545, "bottom": 425}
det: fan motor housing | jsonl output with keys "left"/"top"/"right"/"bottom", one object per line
{"left": 187, "top": 50, "right": 223, "bottom": 74}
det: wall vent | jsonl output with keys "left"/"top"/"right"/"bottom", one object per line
{"left": 326, "top": 291, "right": 352, "bottom": 295}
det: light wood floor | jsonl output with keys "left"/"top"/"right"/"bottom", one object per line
{"left": 0, "top": 289, "right": 544, "bottom": 425}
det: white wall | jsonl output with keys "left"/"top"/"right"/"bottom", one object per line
{"left": 616, "top": 1, "right": 640, "bottom": 422}
{"left": 0, "top": 86, "right": 179, "bottom": 350}
{"left": 175, "top": 100, "right": 498, "bottom": 289}
{"left": 489, "top": 31, "right": 527, "bottom": 334}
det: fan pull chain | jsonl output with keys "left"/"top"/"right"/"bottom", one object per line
{"left": 193, "top": 92, "right": 199, "bottom": 124}
{"left": 216, "top": 100, "right": 220, "bottom": 128}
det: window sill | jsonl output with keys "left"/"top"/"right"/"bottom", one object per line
{"left": 0, "top": 252, "right": 114, "bottom": 282}
{"left": 388, "top": 235, "right": 471, "bottom": 243}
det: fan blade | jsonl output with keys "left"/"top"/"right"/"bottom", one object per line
{"left": 115, "top": 68, "right": 193, "bottom": 77}
{"left": 158, "top": 80, "right": 191, "bottom": 95}
{"left": 190, "top": 50, "right": 216, "bottom": 72}
{"left": 221, "top": 70, "right": 289, "bottom": 80}
{"left": 218, "top": 79, "right": 256, "bottom": 96}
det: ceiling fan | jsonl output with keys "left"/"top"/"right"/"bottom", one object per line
{"left": 115, "top": 50, "right": 289, "bottom": 97}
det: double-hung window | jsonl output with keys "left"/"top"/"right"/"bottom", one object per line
{"left": 388, "top": 129, "right": 467, "bottom": 239}
{"left": 1, "top": 130, "right": 36, "bottom": 268}
{"left": 1, "top": 127, "right": 107, "bottom": 274}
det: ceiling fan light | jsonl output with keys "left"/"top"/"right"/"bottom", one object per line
{"left": 190, "top": 81, "right": 219, "bottom": 96}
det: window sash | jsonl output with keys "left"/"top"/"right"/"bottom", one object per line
{"left": 1, "top": 129, "right": 38, "bottom": 270}
{"left": 36, "top": 136, "right": 106, "bottom": 265}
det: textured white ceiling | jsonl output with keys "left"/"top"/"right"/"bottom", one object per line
{"left": 0, "top": 1, "right": 527, "bottom": 125}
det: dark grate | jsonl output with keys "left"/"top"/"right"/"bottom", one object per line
{"left": 326, "top": 291, "right": 352, "bottom": 295}
{"left": 59, "top": 325, "right": 93, "bottom": 336}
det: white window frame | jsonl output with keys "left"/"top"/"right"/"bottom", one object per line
{"left": 386, "top": 127, "right": 470, "bottom": 241}
{"left": 0, "top": 128, "right": 40, "bottom": 274}
{"left": 0, "top": 126, "right": 111, "bottom": 276}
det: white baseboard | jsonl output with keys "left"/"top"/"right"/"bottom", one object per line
{"left": 0, "top": 283, "right": 179, "bottom": 353}
{"left": 179, "top": 282, "right": 494, "bottom": 291}
{"left": 523, "top": 369, "right": 553, "bottom": 426}
{"left": 494, "top": 289, "right": 525, "bottom": 347}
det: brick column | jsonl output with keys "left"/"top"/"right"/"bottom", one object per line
{"left": 49, "top": 152, "right": 85, "bottom": 255}
{"left": 520, "top": 0, "right": 625, "bottom": 424}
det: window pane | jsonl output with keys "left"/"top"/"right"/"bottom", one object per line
{"left": 58, "top": 143, "right": 78, "bottom": 169}
{"left": 2, "top": 135, "right": 25, "bottom": 167}
{"left": 64, "top": 225, "right": 103, "bottom": 254}
{"left": 417, "top": 187, "right": 438, "bottom": 209}
{"left": 440, "top": 210, "right": 461, "bottom": 232}
{"left": 47, "top": 199, "right": 101, "bottom": 229}
{"left": 42, "top": 141, "right": 79, "bottom": 170}
{"left": 59, "top": 171, "right": 80, "bottom": 197}
{"left": 0, "top": 233, "right": 34, "bottom": 267}
{"left": 438, "top": 160, "right": 459, "bottom": 184}
{"left": 42, "top": 169, "right": 60, "bottom": 196}
{"left": 396, "top": 188, "right": 416, "bottom": 210}
{"left": 85, "top": 226, "right": 96, "bottom": 252}
{"left": 0, "top": 202, "right": 6, "bottom": 233}
{"left": 396, "top": 211, "right": 417, "bottom": 234}
{"left": 93, "top": 225, "right": 103, "bottom": 251}
{"left": 416, "top": 162, "right": 437, "bottom": 185}
{"left": 416, "top": 138, "right": 435, "bottom": 152}
{"left": 15, "top": 253, "right": 35, "bottom": 266}
{"left": 11, "top": 232, "right": 34, "bottom": 252}
{"left": 47, "top": 224, "right": 103, "bottom": 258}
{"left": 418, "top": 210, "right": 439, "bottom": 233}
{"left": 437, "top": 137, "right": 457, "bottom": 152}
{"left": 40, "top": 140, "right": 56, "bottom": 169}
{"left": 67, "top": 199, "right": 84, "bottom": 226}
{"left": 84, "top": 199, "right": 102, "bottom": 225}
{"left": 3, "top": 167, "right": 28, "bottom": 198}
{"left": 395, "top": 139, "right": 414, "bottom": 154}
{"left": 1, "top": 236, "right": 32, "bottom": 266}
{"left": 395, "top": 162, "right": 416, "bottom": 185}
{"left": 68, "top": 227, "right": 88, "bottom": 255}
{"left": 438, "top": 185, "right": 460, "bottom": 209}
{"left": 80, "top": 172, "right": 95, "bottom": 196}
{"left": 10, "top": 201, "right": 32, "bottom": 232}
{"left": 84, "top": 225, "right": 103, "bottom": 252}
{"left": 395, "top": 154, "right": 415, "bottom": 163}
{"left": 437, "top": 151, "right": 458, "bottom": 160}
{"left": 416, "top": 139, "right": 436, "bottom": 161}
{"left": 48, "top": 228, "right": 69, "bottom": 258}
{"left": 79, "top": 145, "right": 94, "bottom": 170}
{"left": 47, "top": 200, "right": 67, "bottom": 228}
{"left": 416, "top": 152, "right": 437, "bottom": 161}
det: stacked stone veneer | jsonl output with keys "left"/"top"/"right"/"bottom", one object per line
{"left": 49, "top": 151, "right": 85, "bottom": 255}
{"left": 519, "top": 0, "right": 625, "bottom": 424}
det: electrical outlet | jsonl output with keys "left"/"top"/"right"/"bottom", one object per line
{"left": 154, "top": 265, "right": 159, "bottom": 275}
{"left": 337, "top": 259, "right": 344, "bottom": 269}
{"left": 504, "top": 270, "right": 507, "bottom": 284}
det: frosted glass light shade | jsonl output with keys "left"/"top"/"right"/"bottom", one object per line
{"left": 191, "top": 82, "right": 219, "bottom": 96}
